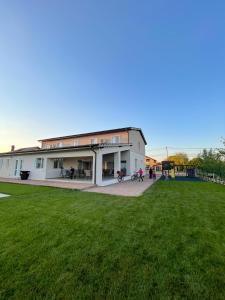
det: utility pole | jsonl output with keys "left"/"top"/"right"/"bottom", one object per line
{"left": 166, "top": 146, "right": 169, "bottom": 160}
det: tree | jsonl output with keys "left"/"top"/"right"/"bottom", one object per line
{"left": 189, "top": 157, "right": 202, "bottom": 167}
{"left": 218, "top": 138, "right": 225, "bottom": 158}
{"left": 197, "top": 148, "right": 225, "bottom": 179}
{"left": 167, "top": 152, "right": 189, "bottom": 165}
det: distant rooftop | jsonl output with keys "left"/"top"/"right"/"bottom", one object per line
{"left": 39, "top": 127, "right": 147, "bottom": 145}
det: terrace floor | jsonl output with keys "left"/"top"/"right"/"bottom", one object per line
{"left": 0, "top": 177, "right": 93, "bottom": 190}
{"left": 0, "top": 176, "right": 159, "bottom": 196}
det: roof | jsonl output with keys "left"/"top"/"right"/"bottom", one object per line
{"left": 38, "top": 127, "right": 147, "bottom": 145}
{"left": 16, "top": 147, "right": 40, "bottom": 152}
{"left": 145, "top": 156, "right": 158, "bottom": 163}
{"left": 0, "top": 143, "right": 132, "bottom": 157}
{"left": 145, "top": 155, "right": 157, "bottom": 161}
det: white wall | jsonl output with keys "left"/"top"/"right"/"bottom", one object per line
{"left": 0, "top": 150, "right": 95, "bottom": 180}
{"left": 0, "top": 138, "right": 146, "bottom": 185}
{"left": 128, "top": 130, "right": 146, "bottom": 156}
{"left": 0, "top": 155, "right": 47, "bottom": 180}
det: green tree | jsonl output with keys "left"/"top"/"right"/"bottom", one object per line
{"left": 197, "top": 148, "right": 225, "bottom": 179}
{"left": 219, "top": 138, "right": 225, "bottom": 157}
{"left": 189, "top": 157, "right": 202, "bottom": 167}
{"left": 167, "top": 152, "right": 189, "bottom": 165}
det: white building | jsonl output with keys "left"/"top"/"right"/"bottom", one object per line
{"left": 0, "top": 127, "right": 147, "bottom": 186}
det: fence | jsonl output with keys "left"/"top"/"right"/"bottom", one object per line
{"left": 197, "top": 170, "right": 225, "bottom": 186}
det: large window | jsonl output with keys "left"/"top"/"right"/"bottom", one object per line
{"left": 90, "top": 138, "right": 97, "bottom": 144}
{"left": 135, "top": 159, "right": 138, "bottom": 171}
{"left": 112, "top": 136, "right": 120, "bottom": 143}
{"left": 36, "top": 158, "right": 44, "bottom": 169}
{"left": 53, "top": 158, "right": 64, "bottom": 169}
{"left": 0, "top": 159, "right": 3, "bottom": 169}
{"left": 74, "top": 140, "right": 80, "bottom": 146}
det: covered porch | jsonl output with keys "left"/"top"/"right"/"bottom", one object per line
{"left": 45, "top": 156, "right": 94, "bottom": 182}
{"left": 97, "top": 148, "right": 131, "bottom": 186}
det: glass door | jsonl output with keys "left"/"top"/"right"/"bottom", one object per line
{"left": 14, "top": 159, "right": 23, "bottom": 176}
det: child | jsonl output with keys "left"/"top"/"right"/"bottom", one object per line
{"left": 138, "top": 168, "right": 144, "bottom": 182}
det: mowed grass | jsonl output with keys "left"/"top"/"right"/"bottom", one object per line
{"left": 0, "top": 181, "right": 225, "bottom": 299}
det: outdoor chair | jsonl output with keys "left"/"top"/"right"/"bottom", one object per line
{"left": 84, "top": 170, "right": 91, "bottom": 179}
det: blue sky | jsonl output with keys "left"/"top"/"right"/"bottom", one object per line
{"left": 0, "top": 0, "right": 225, "bottom": 157}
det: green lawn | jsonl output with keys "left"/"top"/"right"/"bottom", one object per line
{"left": 0, "top": 181, "right": 225, "bottom": 299}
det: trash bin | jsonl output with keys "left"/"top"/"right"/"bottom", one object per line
{"left": 20, "top": 171, "right": 30, "bottom": 180}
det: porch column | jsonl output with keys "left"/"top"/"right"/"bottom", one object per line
{"left": 114, "top": 151, "right": 121, "bottom": 177}
{"left": 92, "top": 155, "right": 95, "bottom": 184}
{"left": 96, "top": 152, "right": 103, "bottom": 185}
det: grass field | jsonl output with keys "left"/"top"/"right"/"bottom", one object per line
{"left": 0, "top": 181, "right": 225, "bottom": 299}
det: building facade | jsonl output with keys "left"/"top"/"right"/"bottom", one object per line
{"left": 0, "top": 127, "right": 147, "bottom": 186}
{"left": 145, "top": 156, "right": 158, "bottom": 169}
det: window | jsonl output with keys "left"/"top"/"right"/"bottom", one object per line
{"left": 112, "top": 136, "right": 120, "bottom": 143}
{"left": 36, "top": 158, "right": 44, "bottom": 169}
{"left": 138, "top": 141, "right": 141, "bottom": 152}
{"left": 53, "top": 158, "right": 63, "bottom": 169}
{"left": 146, "top": 159, "right": 150, "bottom": 162}
{"left": 90, "top": 138, "right": 97, "bottom": 144}
{"left": 0, "top": 159, "right": 3, "bottom": 169}
{"left": 135, "top": 159, "right": 138, "bottom": 171}
{"left": 74, "top": 140, "right": 80, "bottom": 146}
{"left": 6, "top": 159, "right": 10, "bottom": 168}
{"left": 100, "top": 139, "right": 110, "bottom": 144}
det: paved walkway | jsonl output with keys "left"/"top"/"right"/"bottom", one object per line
{"left": 0, "top": 176, "right": 159, "bottom": 197}
{"left": 84, "top": 176, "right": 159, "bottom": 197}
{"left": 0, "top": 178, "right": 93, "bottom": 190}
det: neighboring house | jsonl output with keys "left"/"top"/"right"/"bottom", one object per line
{"left": 0, "top": 127, "right": 147, "bottom": 186}
{"left": 145, "top": 156, "right": 158, "bottom": 169}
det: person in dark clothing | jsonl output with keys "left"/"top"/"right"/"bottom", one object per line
{"left": 70, "top": 167, "right": 75, "bottom": 179}
{"left": 149, "top": 167, "right": 153, "bottom": 179}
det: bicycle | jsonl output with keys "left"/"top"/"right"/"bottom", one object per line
{"left": 117, "top": 171, "right": 125, "bottom": 183}
{"left": 131, "top": 172, "right": 139, "bottom": 181}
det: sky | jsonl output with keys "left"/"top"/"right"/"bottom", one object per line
{"left": 0, "top": 0, "right": 225, "bottom": 158}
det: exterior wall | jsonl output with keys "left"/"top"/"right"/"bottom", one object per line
{"left": 128, "top": 130, "right": 146, "bottom": 174}
{"left": 0, "top": 158, "right": 12, "bottom": 178}
{"left": 0, "top": 155, "right": 47, "bottom": 180}
{"left": 0, "top": 150, "right": 95, "bottom": 181}
{"left": 130, "top": 152, "right": 145, "bottom": 174}
{"left": 41, "top": 131, "right": 129, "bottom": 149}
{"left": 145, "top": 156, "right": 157, "bottom": 169}
{"left": 128, "top": 130, "right": 145, "bottom": 156}
{"left": 0, "top": 129, "right": 147, "bottom": 186}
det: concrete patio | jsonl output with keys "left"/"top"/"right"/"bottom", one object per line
{"left": 0, "top": 177, "right": 93, "bottom": 190}
{"left": 0, "top": 176, "right": 159, "bottom": 197}
{"left": 84, "top": 176, "right": 159, "bottom": 196}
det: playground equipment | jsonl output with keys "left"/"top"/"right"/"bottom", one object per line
{"left": 161, "top": 161, "right": 196, "bottom": 180}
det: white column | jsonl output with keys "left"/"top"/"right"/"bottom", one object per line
{"left": 114, "top": 151, "right": 121, "bottom": 177}
{"left": 96, "top": 152, "right": 103, "bottom": 185}
{"left": 92, "top": 155, "right": 95, "bottom": 184}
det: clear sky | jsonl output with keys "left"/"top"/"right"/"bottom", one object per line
{"left": 0, "top": 0, "right": 225, "bottom": 157}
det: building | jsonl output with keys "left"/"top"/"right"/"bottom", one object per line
{"left": 145, "top": 156, "right": 158, "bottom": 170}
{"left": 0, "top": 127, "right": 147, "bottom": 186}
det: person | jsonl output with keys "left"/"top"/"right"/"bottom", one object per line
{"left": 70, "top": 166, "right": 75, "bottom": 179}
{"left": 149, "top": 167, "right": 153, "bottom": 179}
{"left": 117, "top": 170, "right": 124, "bottom": 182}
{"left": 153, "top": 170, "right": 156, "bottom": 180}
{"left": 138, "top": 167, "right": 144, "bottom": 182}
